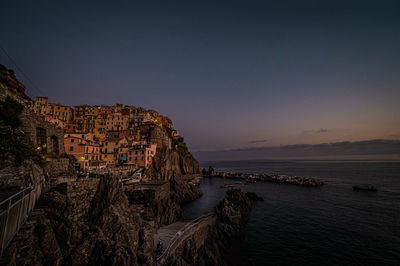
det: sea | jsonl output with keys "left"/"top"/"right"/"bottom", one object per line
{"left": 182, "top": 160, "right": 400, "bottom": 266}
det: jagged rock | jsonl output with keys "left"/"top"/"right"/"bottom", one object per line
{"left": 207, "top": 166, "right": 215, "bottom": 176}
{"left": 169, "top": 175, "right": 203, "bottom": 204}
{"left": 245, "top": 191, "right": 264, "bottom": 201}
{"left": 125, "top": 177, "right": 202, "bottom": 228}
{"left": 2, "top": 175, "right": 155, "bottom": 266}
{"left": 144, "top": 132, "right": 201, "bottom": 181}
{"left": 125, "top": 182, "right": 182, "bottom": 227}
{"left": 0, "top": 158, "right": 46, "bottom": 191}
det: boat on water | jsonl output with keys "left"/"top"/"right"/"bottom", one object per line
{"left": 352, "top": 184, "right": 378, "bottom": 192}
{"left": 246, "top": 180, "right": 257, "bottom": 184}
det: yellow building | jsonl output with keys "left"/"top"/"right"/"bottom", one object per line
{"left": 102, "top": 137, "right": 129, "bottom": 165}
{"left": 47, "top": 103, "right": 73, "bottom": 123}
{"left": 102, "top": 137, "right": 120, "bottom": 165}
{"left": 33, "top": 97, "right": 73, "bottom": 123}
{"left": 94, "top": 116, "right": 106, "bottom": 140}
{"left": 33, "top": 96, "right": 49, "bottom": 115}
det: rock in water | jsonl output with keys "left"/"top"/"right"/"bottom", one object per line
{"left": 245, "top": 191, "right": 264, "bottom": 201}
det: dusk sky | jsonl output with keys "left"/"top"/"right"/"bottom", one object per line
{"left": 1, "top": 0, "right": 400, "bottom": 151}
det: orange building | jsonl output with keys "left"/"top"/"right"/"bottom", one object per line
{"left": 64, "top": 135, "right": 86, "bottom": 166}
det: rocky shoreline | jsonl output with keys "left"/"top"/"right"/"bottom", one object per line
{"left": 205, "top": 168, "right": 324, "bottom": 187}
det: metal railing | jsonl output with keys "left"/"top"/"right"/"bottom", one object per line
{"left": 156, "top": 213, "right": 213, "bottom": 264}
{"left": 0, "top": 184, "right": 42, "bottom": 256}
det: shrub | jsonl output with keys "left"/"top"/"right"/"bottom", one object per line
{"left": 0, "top": 97, "right": 43, "bottom": 165}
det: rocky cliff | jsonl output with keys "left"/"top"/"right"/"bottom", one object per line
{"left": 2, "top": 175, "right": 154, "bottom": 266}
{"left": 163, "top": 189, "right": 254, "bottom": 266}
{"left": 145, "top": 130, "right": 201, "bottom": 182}
{"left": 125, "top": 176, "right": 203, "bottom": 228}
{"left": 140, "top": 127, "right": 203, "bottom": 227}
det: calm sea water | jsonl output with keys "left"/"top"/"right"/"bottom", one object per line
{"left": 182, "top": 160, "right": 400, "bottom": 265}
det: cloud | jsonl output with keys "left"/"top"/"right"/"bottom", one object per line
{"left": 193, "top": 139, "right": 400, "bottom": 162}
{"left": 248, "top": 139, "right": 268, "bottom": 144}
{"left": 301, "top": 129, "right": 330, "bottom": 134}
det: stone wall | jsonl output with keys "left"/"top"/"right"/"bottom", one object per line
{"left": 52, "top": 179, "right": 100, "bottom": 221}
{"left": 0, "top": 159, "right": 46, "bottom": 190}
{"left": 19, "top": 109, "right": 65, "bottom": 155}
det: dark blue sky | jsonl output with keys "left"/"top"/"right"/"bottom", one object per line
{"left": 1, "top": 0, "right": 400, "bottom": 151}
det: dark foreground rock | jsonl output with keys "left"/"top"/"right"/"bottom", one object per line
{"left": 163, "top": 189, "right": 254, "bottom": 266}
{"left": 1, "top": 175, "right": 154, "bottom": 266}
{"left": 125, "top": 175, "right": 202, "bottom": 228}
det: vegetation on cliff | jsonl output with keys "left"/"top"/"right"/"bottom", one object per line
{"left": 0, "top": 97, "right": 42, "bottom": 165}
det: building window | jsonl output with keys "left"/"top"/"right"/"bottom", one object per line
{"left": 71, "top": 139, "right": 74, "bottom": 143}
{"left": 69, "top": 146, "right": 73, "bottom": 151}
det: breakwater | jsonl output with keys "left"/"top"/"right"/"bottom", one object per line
{"left": 209, "top": 171, "right": 323, "bottom": 187}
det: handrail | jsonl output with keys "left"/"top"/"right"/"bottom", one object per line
{"left": 0, "top": 184, "right": 42, "bottom": 257}
{"left": 156, "top": 213, "right": 213, "bottom": 264}
{"left": 0, "top": 187, "right": 32, "bottom": 209}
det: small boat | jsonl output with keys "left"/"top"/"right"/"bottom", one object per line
{"left": 246, "top": 180, "right": 257, "bottom": 184}
{"left": 352, "top": 185, "right": 378, "bottom": 192}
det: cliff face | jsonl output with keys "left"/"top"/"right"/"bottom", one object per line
{"left": 163, "top": 189, "right": 254, "bottom": 266}
{"left": 145, "top": 147, "right": 201, "bottom": 181}
{"left": 125, "top": 176, "right": 203, "bottom": 229}
{"left": 141, "top": 128, "right": 202, "bottom": 226}
{"left": 145, "top": 129, "right": 201, "bottom": 182}
{"left": 3, "top": 176, "right": 154, "bottom": 266}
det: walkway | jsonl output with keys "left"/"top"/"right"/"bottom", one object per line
{"left": 155, "top": 213, "right": 213, "bottom": 265}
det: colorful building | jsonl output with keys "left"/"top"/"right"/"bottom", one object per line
{"left": 127, "top": 144, "right": 157, "bottom": 167}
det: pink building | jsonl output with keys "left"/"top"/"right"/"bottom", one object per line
{"left": 127, "top": 144, "right": 157, "bottom": 167}
{"left": 64, "top": 136, "right": 86, "bottom": 167}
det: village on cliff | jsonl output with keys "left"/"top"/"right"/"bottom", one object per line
{"left": 0, "top": 63, "right": 258, "bottom": 266}
{"left": 1, "top": 63, "right": 180, "bottom": 174}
